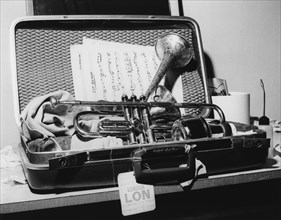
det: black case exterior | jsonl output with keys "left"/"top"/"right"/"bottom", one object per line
{"left": 11, "top": 16, "right": 269, "bottom": 192}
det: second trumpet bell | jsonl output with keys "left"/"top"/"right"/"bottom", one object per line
{"left": 145, "top": 33, "right": 193, "bottom": 100}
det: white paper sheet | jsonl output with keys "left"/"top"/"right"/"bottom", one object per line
{"left": 70, "top": 38, "right": 162, "bottom": 101}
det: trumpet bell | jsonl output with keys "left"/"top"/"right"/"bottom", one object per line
{"left": 155, "top": 33, "right": 193, "bottom": 68}
{"left": 144, "top": 33, "right": 192, "bottom": 100}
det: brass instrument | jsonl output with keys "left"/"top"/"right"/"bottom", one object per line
{"left": 144, "top": 33, "right": 193, "bottom": 100}
{"left": 50, "top": 94, "right": 227, "bottom": 143}
{"left": 49, "top": 33, "right": 230, "bottom": 144}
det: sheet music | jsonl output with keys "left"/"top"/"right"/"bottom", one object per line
{"left": 70, "top": 38, "right": 162, "bottom": 101}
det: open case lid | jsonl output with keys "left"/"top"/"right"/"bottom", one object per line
{"left": 10, "top": 15, "right": 210, "bottom": 126}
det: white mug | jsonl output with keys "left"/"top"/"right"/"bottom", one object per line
{"left": 212, "top": 92, "right": 250, "bottom": 124}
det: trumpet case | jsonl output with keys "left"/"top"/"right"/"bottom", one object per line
{"left": 11, "top": 15, "right": 269, "bottom": 192}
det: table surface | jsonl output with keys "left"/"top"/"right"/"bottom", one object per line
{"left": 1, "top": 155, "right": 280, "bottom": 214}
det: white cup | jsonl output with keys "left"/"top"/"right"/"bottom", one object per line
{"left": 212, "top": 92, "right": 250, "bottom": 124}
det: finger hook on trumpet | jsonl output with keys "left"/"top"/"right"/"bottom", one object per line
{"left": 144, "top": 33, "right": 193, "bottom": 100}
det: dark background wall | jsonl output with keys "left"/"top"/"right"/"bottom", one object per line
{"left": 32, "top": 0, "right": 171, "bottom": 15}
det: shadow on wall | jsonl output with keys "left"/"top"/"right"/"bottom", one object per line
{"left": 204, "top": 52, "right": 216, "bottom": 119}
{"left": 204, "top": 52, "right": 215, "bottom": 79}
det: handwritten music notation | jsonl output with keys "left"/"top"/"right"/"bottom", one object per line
{"left": 70, "top": 37, "right": 163, "bottom": 101}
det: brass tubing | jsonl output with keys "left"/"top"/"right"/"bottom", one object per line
{"left": 121, "top": 95, "right": 137, "bottom": 144}
{"left": 51, "top": 97, "right": 225, "bottom": 124}
{"left": 140, "top": 95, "right": 155, "bottom": 143}
{"left": 130, "top": 95, "right": 145, "bottom": 144}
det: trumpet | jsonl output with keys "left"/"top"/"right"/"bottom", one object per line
{"left": 50, "top": 33, "right": 230, "bottom": 143}
{"left": 50, "top": 93, "right": 227, "bottom": 144}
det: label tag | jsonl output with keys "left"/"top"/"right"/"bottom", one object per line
{"left": 118, "top": 172, "right": 156, "bottom": 216}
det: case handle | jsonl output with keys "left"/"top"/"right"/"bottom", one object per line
{"left": 132, "top": 144, "right": 196, "bottom": 184}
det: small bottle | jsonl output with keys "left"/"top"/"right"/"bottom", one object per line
{"left": 258, "top": 79, "right": 274, "bottom": 159}
{"left": 258, "top": 116, "right": 274, "bottom": 158}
